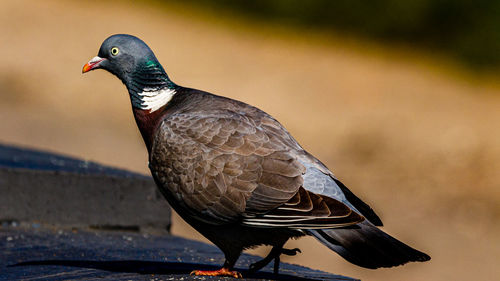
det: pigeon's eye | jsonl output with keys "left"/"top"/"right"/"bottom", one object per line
{"left": 110, "top": 47, "right": 120, "bottom": 56}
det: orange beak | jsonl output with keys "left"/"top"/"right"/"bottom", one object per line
{"left": 82, "top": 56, "right": 105, "bottom": 73}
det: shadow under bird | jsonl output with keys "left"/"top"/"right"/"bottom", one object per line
{"left": 82, "top": 34, "right": 430, "bottom": 278}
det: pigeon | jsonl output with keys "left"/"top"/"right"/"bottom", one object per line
{"left": 83, "top": 34, "right": 430, "bottom": 278}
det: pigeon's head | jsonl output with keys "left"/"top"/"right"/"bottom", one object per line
{"left": 82, "top": 34, "right": 168, "bottom": 90}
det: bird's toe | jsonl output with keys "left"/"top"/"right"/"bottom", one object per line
{"left": 281, "top": 247, "right": 301, "bottom": 256}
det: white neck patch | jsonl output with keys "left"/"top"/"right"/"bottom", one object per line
{"left": 137, "top": 88, "right": 176, "bottom": 112}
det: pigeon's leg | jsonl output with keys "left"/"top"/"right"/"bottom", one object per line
{"left": 249, "top": 245, "right": 301, "bottom": 274}
{"left": 191, "top": 257, "right": 242, "bottom": 278}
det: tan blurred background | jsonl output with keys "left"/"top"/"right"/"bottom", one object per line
{"left": 1, "top": 1, "right": 499, "bottom": 280}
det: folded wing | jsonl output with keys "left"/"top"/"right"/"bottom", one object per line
{"left": 152, "top": 108, "right": 366, "bottom": 230}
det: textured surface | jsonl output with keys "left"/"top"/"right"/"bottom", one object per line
{"left": 0, "top": 226, "right": 357, "bottom": 281}
{"left": 0, "top": 143, "right": 171, "bottom": 232}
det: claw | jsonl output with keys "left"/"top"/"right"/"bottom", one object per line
{"left": 249, "top": 262, "right": 261, "bottom": 272}
{"left": 249, "top": 246, "right": 303, "bottom": 274}
{"left": 282, "top": 247, "right": 301, "bottom": 256}
{"left": 249, "top": 258, "right": 269, "bottom": 274}
{"left": 191, "top": 268, "right": 242, "bottom": 278}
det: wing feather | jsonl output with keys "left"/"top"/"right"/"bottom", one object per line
{"left": 151, "top": 111, "right": 305, "bottom": 224}
{"left": 242, "top": 187, "right": 364, "bottom": 229}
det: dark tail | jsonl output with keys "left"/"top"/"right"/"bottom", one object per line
{"left": 308, "top": 221, "right": 430, "bottom": 269}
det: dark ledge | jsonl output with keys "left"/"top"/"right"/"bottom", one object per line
{"left": 0, "top": 143, "right": 149, "bottom": 178}
{"left": 0, "top": 143, "right": 170, "bottom": 232}
{"left": 0, "top": 143, "right": 358, "bottom": 280}
{"left": 0, "top": 225, "right": 357, "bottom": 280}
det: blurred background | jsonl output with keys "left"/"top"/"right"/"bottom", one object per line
{"left": 1, "top": 0, "right": 499, "bottom": 280}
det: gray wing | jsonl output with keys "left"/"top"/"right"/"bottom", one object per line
{"left": 298, "top": 155, "right": 347, "bottom": 202}
{"left": 298, "top": 152, "right": 383, "bottom": 226}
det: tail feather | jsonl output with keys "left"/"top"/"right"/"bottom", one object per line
{"left": 308, "top": 221, "right": 430, "bottom": 269}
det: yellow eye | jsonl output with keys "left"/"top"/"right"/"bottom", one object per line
{"left": 111, "top": 47, "right": 119, "bottom": 56}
